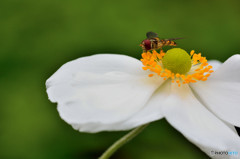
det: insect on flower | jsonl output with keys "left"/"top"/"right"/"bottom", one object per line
{"left": 140, "top": 31, "right": 183, "bottom": 52}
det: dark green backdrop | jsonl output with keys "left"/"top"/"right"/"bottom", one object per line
{"left": 1, "top": 0, "right": 240, "bottom": 158}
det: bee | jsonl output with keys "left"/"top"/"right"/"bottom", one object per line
{"left": 140, "top": 31, "right": 183, "bottom": 52}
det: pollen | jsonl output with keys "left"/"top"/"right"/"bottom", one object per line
{"left": 140, "top": 48, "right": 214, "bottom": 86}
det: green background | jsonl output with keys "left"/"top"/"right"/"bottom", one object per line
{"left": 1, "top": 0, "right": 240, "bottom": 158}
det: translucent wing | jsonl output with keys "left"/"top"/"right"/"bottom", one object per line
{"left": 164, "top": 37, "right": 184, "bottom": 41}
{"left": 146, "top": 32, "right": 158, "bottom": 39}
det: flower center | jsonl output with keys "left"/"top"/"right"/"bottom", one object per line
{"left": 162, "top": 48, "right": 191, "bottom": 74}
{"left": 141, "top": 48, "right": 214, "bottom": 87}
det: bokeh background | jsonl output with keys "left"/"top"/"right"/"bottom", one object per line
{"left": 1, "top": 0, "right": 240, "bottom": 159}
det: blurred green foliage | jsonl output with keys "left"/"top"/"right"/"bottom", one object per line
{"left": 0, "top": 0, "right": 240, "bottom": 158}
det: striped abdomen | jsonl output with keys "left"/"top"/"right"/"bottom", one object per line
{"left": 160, "top": 39, "right": 176, "bottom": 47}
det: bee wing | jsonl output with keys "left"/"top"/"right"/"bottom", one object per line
{"left": 146, "top": 32, "right": 158, "bottom": 38}
{"left": 164, "top": 37, "right": 184, "bottom": 41}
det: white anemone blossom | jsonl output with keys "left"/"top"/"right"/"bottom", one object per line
{"left": 46, "top": 48, "right": 240, "bottom": 158}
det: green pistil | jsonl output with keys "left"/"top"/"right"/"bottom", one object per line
{"left": 162, "top": 48, "right": 191, "bottom": 74}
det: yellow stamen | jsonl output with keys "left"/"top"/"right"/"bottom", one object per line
{"left": 140, "top": 49, "right": 214, "bottom": 86}
{"left": 190, "top": 50, "right": 195, "bottom": 56}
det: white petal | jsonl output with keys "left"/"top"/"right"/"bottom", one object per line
{"left": 208, "top": 60, "right": 222, "bottom": 71}
{"left": 77, "top": 81, "right": 171, "bottom": 132}
{"left": 190, "top": 55, "right": 240, "bottom": 127}
{"left": 161, "top": 84, "right": 240, "bottom": 158}
{"left": 209, "top": 54, "right": 240, "bottom": 82}
{"left": 190, "top": 81, "right": 240, "bottom": 127}
{"left": 115, "top": 81, "right": 171, "bottom": 130}
{"left": 46, "top": 54, "right": 163, "bottom": 132}
{"left": 224, "top": 122, "right": 238, "bottom": 135}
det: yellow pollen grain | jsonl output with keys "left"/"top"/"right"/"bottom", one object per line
{"left": 209, "top": 70, "right": 214, "bottom": 73}
{"left": 140, "top": 49, "right": 214, "bottom": 86}
{"left": 205, "top": 74, "right": 211, "bottom": 77}
{"left": 142, "top": 66, "right": 148, "bottom": 70}
{"left": 148, "top": 74, "right": 154, "bottom": 77}
{"left": 190, "top": 50, "right": 195, "bottom": 56}
{"left": 202, "top": 77, "right": 207, "bottom": 81}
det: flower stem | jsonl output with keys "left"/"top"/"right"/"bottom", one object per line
{"left": 98, "top": 124, "right": 148, "bottom": 159}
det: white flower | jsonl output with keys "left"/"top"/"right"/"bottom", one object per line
{"left": 46, "top": 48, "right": 240, "bottom": 158}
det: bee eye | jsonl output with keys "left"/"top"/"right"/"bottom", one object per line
{"left": 142, "top": 39, "right": 151, "bottom": 51}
